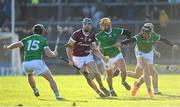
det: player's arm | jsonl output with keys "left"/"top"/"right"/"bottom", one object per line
{"left": 43, "top": 39, "right": 57, "bottom": 57}
{"left": 3, "top": 41, "right": 23, "bottom": 50}
{"left": 153, "top": 47, "right": 161, "bottom": 58}
{"left": 121, "top": 37, "right": 136, "bottom": 45}
{"left": 122, "top": 29, "right": 132, "bottom": 39}
{"left": 91, "top": 42, "right": 104, "bottom": 59}
{"left": 112, "top": 36, "right": 136, "bottom": 48}
{"left": 159, "top": 37, "right": 178, "bottom": 50}
{"left": 44, "top": 47, "right": 57, "bottom": 57}
{"left": 65, "top": 38, "right": 75, "bottom": 64}
{"left": 91, "top": 42, "right": 109, "bottom": 63}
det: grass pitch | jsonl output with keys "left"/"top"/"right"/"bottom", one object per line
{"left": 0, "top": 75, "right": 180, "bottom": 106}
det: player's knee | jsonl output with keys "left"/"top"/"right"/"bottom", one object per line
{"left": 139, "top": 58, "right": 148, "bottom": 68}
{"left": 49, "top": 75, "right": 55, "bottom": 81}
{"left": 43, "top": 74, "right": 54, "bottom": 82}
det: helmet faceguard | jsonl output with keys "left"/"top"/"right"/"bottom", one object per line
{"left": 142, "top": 23, "right": 154, "bottom": 33}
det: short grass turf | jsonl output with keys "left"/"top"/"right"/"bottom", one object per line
{"left": 0, "top": 75, "right": 180, "bottom": 106}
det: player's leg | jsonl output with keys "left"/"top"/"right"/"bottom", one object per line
{"left": 23, "top": 61, "right": 40, "bottom": 97}
{"left": 81, "top": 65, "right": 100, "bottom": 93}
{"left": 128, "top": 46, "right": 143, "bottom": 79}
{"left": 106, "top": 68, "right": 117, "bottom": 96}
{"left": 127, "top": 65, "right": 143, "bottom": 79}
{"left": 40, "top": 71, "right": 62, "bottom": 100}
{"left": 139, "top": 57, "right": 153, "bottom": 96}
{"left": 112, "top": 67, "right": 120, "bottom": 78}
{"left": 113, "top": 65, "right": 143, "bottom": 79}
{"left": 73, "top": 56, "right": 106, "bottom": 97}
{"left": 81, "top": 67, "right": 106, "bottom": 98}
{"left": 131, "top": 75, "right": 144, "bottom": 96}
{"left": 131, "top": 65, "right": 158, "bottom": 96}
{"left": 149, "top": 65, "right": 161, "bottom": 94}
{"left": 86, "top": 61, "right": 110, "bottom": 97}
{"left": 86, "top": 79, "right": 106, "bottom": 97}
{"left": 131, "top": 68, "right": 157, "bottom": 96}
{"left": 27, "top": 73, "right": 39, "bottom": 97}
{"left": 33, "top": 60, "right": 62, "bottom": 100}
{"left": 115, "top": 58, "right": 131, "bottom": 90}
{"left": 106, "top": 69, "right": 113, "bottom": 90}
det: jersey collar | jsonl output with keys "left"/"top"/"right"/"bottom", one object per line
{"left": 34, "top": 34, "right": 41, "bottom": 36}
{"left": 82, "top": 29, "right": 90, "bottom": 37}
{"left": 104, "top": 27, "right": 112, "bottom": 34}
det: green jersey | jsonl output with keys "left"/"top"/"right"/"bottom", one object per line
{"left": 96, "top": 28, "right": 124, "bottom": 58}
{"left": 20, "top": 34, "right": 49, "bottom": 61}
{"left": 134, "top": 31, "right": 160, "bottom": 53}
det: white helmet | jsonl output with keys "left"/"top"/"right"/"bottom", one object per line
{"left": 142, "top": 23, "right": 154, "bottom": 33}
{"left": 144, "top": 23, "right": 154, "bottom": 30}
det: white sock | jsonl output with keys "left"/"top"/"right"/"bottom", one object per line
{"left": 154, "top": 88, "right": 159, "bottom": 93}
{"left": 54, "top": 90, "right": 60, "bottom": 97}
{"left": 32, "top": 87, "right": 38, "bottom": 93}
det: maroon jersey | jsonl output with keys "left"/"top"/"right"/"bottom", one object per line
{"left": 70, "top": 29, "right": 96, "bottom": 56}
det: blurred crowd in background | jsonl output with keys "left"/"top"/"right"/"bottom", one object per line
{"left": 0, "top": 0, "right": 180, "bottom": 72}
{"left": 0, "top": 0, "right": 180, "bottom": 28}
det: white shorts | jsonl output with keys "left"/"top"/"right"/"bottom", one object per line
{"left": 105, "top": 53, "right": 124, "bottom": 70}
{"left": 135, "top": 48, "right": 154, "bottom": 67}
{"left": 72, "top": 53, "right": 94, "bottom": 68}
{"left": 23, "top": 60, "right": 49, "bottom": 75}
